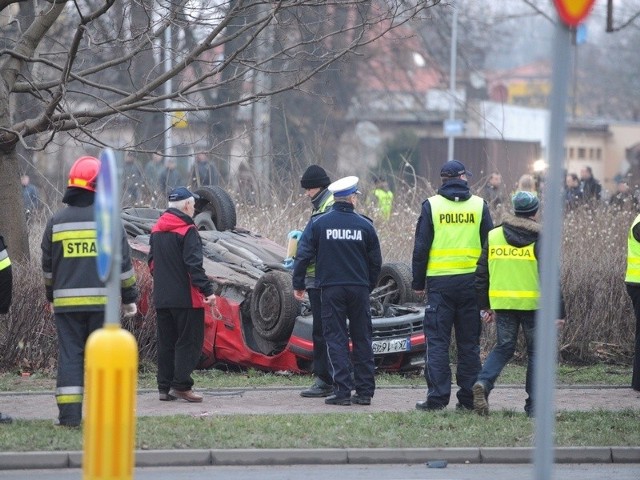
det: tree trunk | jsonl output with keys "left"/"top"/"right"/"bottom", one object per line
{"left": 0, "top": 150, "right": 30, "bottom": 260}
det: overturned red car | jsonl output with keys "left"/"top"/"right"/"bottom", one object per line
{"left": 123, "top": 186, "right": 426, "bottom": 373}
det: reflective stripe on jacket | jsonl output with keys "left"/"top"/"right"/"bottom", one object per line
{"left": 488, "top": 226, "right": 539, "bottom": 310}
{"left": 306, "top": 189, "right": 334, "bottom": 278}
{"left": 41, "top": 205, "right": 137, "bottom": 312}
{"left": 625, "top": 214, "right": 640, "bottom": 283}
{"left": 427, "top": 194, "right": 484, "bottom": 276}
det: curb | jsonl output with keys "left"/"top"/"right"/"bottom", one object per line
{"left": 0, "top": 447, "right": 639, "bottom": 470}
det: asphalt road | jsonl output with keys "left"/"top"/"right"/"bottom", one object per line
{"left": 1, "top": 463, "right": 639, "bottom": 480}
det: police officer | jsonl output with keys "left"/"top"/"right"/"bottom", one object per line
{"left": 473, "top": 191, "right": 565, "bottom": 416}
{"left": 0, "top": 233, "right": 12, "bottom": 424}
{"left": 293, "top": 176, "right": 382, "bottom": 406}
{"left": 41, "top": 155, "right": 139, "bottom": 427}
{"left": 298, "top": 165, "right": 334, "bottom": 398}
{"left": 625, "top": 210, "right": 640, "bottom": 392}
{"left": 411, "top": 160, "right": 494, "bottom": 411}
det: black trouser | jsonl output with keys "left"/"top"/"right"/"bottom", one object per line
{"left": 55, "top": 311, "right": 104, "bottom": 425}
{"left": 625, "top": 285, "right": 640, "bottom": 391}
{"left": 321, "top": 285, "right": 375, "bottom": 399}
{"left": 308, "top": 287, "right": 331, "bottom": 385}
{"left": 422, "top": 274, "right": 482, "bottom": 409}
{"left": 156, "top": 308, "right": 205, "bottom": 392}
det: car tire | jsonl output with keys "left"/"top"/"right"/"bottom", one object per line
{"left": 193, "top": 186, "right": 237, "bottom": 231}
{"left": 375, "top": 262, "right": 420, "bottom": 304}
{"left": 250, "top": 271, "right": 299, "bottom": 342}
{"left": 194, "top": 212, "right": 217, "bottom": 231}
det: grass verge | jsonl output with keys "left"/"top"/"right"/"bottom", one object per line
{"left": 0, "top": 363, "right": 633, "bottom": 393}
{"left": 0, "top": 410, "right": 638, "bottom": 452}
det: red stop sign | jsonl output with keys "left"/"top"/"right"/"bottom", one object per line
{"left": 553, "top": 0, "right": 596, "bottom": 27}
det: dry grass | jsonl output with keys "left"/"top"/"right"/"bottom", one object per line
{"left": 0, "top": 184, "right": 636, "bottom": 371}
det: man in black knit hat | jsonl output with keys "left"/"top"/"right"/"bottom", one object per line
{"left": 298, "top": 165, "right": 335, "bottom": 397}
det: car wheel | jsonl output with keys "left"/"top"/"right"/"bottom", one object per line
{"left": 375, "top": 262, "right": 420, "bottom": 305}
{"left": 194, "top": 212, "right": 217, "bottom": 231}
{"left": 193, "top": 186, "right": 237, "bottom": 231}
{"left": 250, "top": 271, "right": 299, "bottom": 342}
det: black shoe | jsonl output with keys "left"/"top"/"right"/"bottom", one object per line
{"left": 415, "top": 400, "right": 445, "bottom": 411}
{"left": 159, "top": 391, "right": 176, "bottom": 401}
{"left": 455, "top": 402, "right": 473, "bottom": 411}
{"left": 472, "top": 382, "right": 489, "bottom": 416}
{"left": 300, "top": 380, "right": 333, "bottom": 398}
{"left": 54, "top": 419, "right": 81, "bottom": 428}
{"left": 0, "top": 413, "right": 12, "bottom": 424}
{"left": 325, "top": 394, "right": 351, "bottom": 406}
{"left": 352, "top": 394, "right": 371, "bottom": 405}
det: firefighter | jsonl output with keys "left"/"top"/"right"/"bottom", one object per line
{"left": 0, "top": 233, "right": 12, "bottom": 424}
{"left": 41, "top": 155, "right": 139, "bottom": 427}
{"left": 293, "top": 176, "right": 382, "bottom": 406}
{"left": 298, "top": 165, "right": 335, "bottom": 398}
{"left": 625, "top": 212, "right": 640, "bottom": 392}
{"left": 411, "top": 160, "right": 494, "bottom": 411}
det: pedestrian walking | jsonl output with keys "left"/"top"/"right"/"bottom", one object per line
{"left": 149, "top": 187, "right": 216, "bottom": 403}
{"left": 293, "top": 176, "right": 382, "bottom": 406}
{"left": 158, "top": 158, "right": 184, "bottom": 195}
{"left": 41, "top": 155, "right": 139, "bottom": 427}
{"left": 624, "top": 211, "right": 640, "bottom": 392}
{"left": 190, "top": 152, "right": 221, "bottom": 188}
{"left": 297, "top": 165, "right": 334, "bottom": 398}
{"left": 411, "top": 160, "right": 494, "bottom": 411}
{"left": 0, "top": 232, "right": 13, "bottom": 424}
{"left": 21, "top": 173, "right": 41, "bottom": 214}
{"left": 482, "top": 172, "right": 505, "bottom": 209}
{"left": 472, "top": 191, "right": 565, "bottom": 417}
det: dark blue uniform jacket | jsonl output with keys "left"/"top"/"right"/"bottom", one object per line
{"left": 293, "top": 202, "right": 382, "bottom": 291}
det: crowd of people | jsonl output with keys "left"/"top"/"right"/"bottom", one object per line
{"left": 1, "top": 155, "right": 639, "bottom": 427}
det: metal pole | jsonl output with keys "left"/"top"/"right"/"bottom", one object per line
{"left": 533, "top": 18, "right": 572, "bottom": 480}
{"left": 447, "top": 5, "right": 458, "bottom": 162}
{"left": 164, "top": 23, "right": 173, "bottom": 157}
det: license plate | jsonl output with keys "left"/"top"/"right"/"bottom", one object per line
{"left": 372, "top": 338, "right": 410, "bottom": 354}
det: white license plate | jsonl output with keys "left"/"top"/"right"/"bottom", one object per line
{"left": 372, "top": 338, "right": 409, "bottom": 354}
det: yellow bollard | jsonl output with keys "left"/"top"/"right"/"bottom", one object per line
{"left": 83, "top": 324, "right": 138, "bottom": 480}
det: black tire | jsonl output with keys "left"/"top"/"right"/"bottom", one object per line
{"left": 250, "top": 271, "right": 299, "bottom": 342}
{"left": 375, "top": 262, "right": 420, "bottom": 305}
{"left": 193, "top": 186, "right": 237, "bottom": 231}
{"left": 194, "top": 212, "right": 217, "bottom": 231}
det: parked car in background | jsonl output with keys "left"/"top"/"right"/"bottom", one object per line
{"left": 123, "top": 186, "right": 426, "bottom": 373}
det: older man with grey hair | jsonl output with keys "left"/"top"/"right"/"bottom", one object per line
{"left": 149, "top": 187, "right": 216, "bottom": 403}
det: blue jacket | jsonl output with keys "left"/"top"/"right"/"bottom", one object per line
{"left": 293, "top": 202, "right": 382, "bottom": 291}
{"left": 411, "top": 179, "right": 494, "bottom": 291}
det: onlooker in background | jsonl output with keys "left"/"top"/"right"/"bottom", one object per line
{"left": 565, "top": 173, "right": 584, "bottom": 211}
{"left": 297, "top": 165, "right": 334, "bottom": 398}
{"left": 517, "top": 173, "right": 537, "bottom": 195}
{"left": 158, "top": 158, "right": 183, "bottom": 195}
{"left": 580, "top": 166, "right": 602, "bottom": 203}
{"left": 411, "top": 160, "right": 494, "bottom": 411}
{"left": 41, "top": 156, "right": 138, "bottom": 427}
{"left": 371, "top": 175, "right": 394, "bottom": 221}
{"left": 122, "top": 153, "right": 144, "bottom": 205}
{"left": 21, "top": 173, "right": 41, "bottom": 214}
{"left": 609, "top": 178, "right": 638, "bottom": 212}
{"left": 624, "top": 212, "right": 640, "bottom": 392}
{"left": 149, "top": 187, "right": 216, "bottom": 403}
{"left": 0, "top": 232, "right": 12, "bottom": 424}
{"left": 190, "top": 152, "right": 220, "bottom": 188}
{"left": 144, "top": 150, "right": 165, "bottom": 196}
{"left": 482, "top": 172, "right": 505, "bottom": 208}
{"left": 293, "top": 176, "right": 381, "bottom": 406}
{"left": 473, "top": 191, "right": 565, "bottom": 417}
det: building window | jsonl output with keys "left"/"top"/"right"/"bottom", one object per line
{"left": 569, "top": 147, "right": 574, "bottom": 159}
{"left": 578, "top": 147, "right": 586, "bottom": 159}
{"left": 589, "top": 148, "right": 595, "bottom": 159}
{"left": 596, "top": 148, "right": 602, "bottom": 160}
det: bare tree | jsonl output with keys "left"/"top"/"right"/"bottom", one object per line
{"left": 0, "top": 0, "right": 440, "bottom": 258}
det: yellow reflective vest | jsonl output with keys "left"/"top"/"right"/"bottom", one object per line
{"left": 373, "top": 188, "right": 394, "bottom": 220}
{"left": 427, "top": 194, "right": 484, "bottom": 276}
{"left": 488, "top": 226, "right": 539, "bottom": 310}
{"left": 306, "top": 190, "right": 334, "bottom": 278}
{"left": 625, "top": 214, "right": 640, "bottom": 284}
